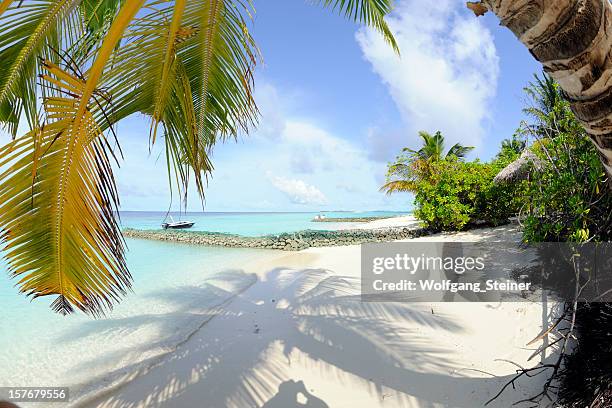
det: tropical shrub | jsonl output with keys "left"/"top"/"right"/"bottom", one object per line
{"left": 515, "top": 74, "right": 612, "bottom": 408}
{"left": 518, "top": 74, "right": 612, "bottom": 243}
{"left": 381, "top": 129, "right": 522, "bottom": 231}
{"left": 522, "top": 133, "right": 612, "bottom": 242}
{"left": 412, "top": 155, "right": 519, "bottom": 231}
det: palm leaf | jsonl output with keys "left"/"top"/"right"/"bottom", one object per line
{"left": 0, "top": 0, "right": 399, "bottom": 315}
{"left": 446, "top": 143, "right": 474, "bottom": 159}
{"left": 318, "top": 0, "right": 399, "bottom": 53}
{"left": 100, "top": 0, "right": 258, "bottom": 202}
{"left": 379, "top": 179, "right": 416, "bottom": 195}
{"left": 0, "top": 0, "right": 81, "bottom": 135}
{"left": 150, "top": 0, "right": 187, "bottom": 146}
{"left": 183, "top": 0, "right": 259, "bottom": 142}
{"left": 0, "top": 61, "right": 129, "bottom": 316}
{"left": 0, "top": 0, "right": 143, "bottom": 315}
{"left": 0, "top": 0, "right": 13, "bottom": 17}
{"left": 81, "top": 0, "right": 122, "bottom": 36}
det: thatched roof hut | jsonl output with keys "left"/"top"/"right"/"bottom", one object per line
{"left": 494, "top": 150, "right": 545, "bottom": 184}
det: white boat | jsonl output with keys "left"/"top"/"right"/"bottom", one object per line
{"left": 161, "top": 215, "right": 195, "bottom": 229}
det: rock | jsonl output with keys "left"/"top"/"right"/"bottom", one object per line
{"left": 122, "top": 225, "right": 425, "bottom": 251}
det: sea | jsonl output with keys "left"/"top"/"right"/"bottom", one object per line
{"left": 119, "top": 210, "right": 408, "bottom": 236}
{"left": 0, "top": 211, "right": 407, "bottom": 406}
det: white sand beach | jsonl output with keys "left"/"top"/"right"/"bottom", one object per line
{"left": 80, "top": 219, "right": 560, "bottom": 408}
{"left": 336, "top": 215, "right": 422, "bottom": 230}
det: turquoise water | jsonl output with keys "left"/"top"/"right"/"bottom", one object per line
{"left": 0, "top": 239, "right": 275, "bottom": 405}
{"left": 120, "top": 211, "right": 409, "bottom": 236}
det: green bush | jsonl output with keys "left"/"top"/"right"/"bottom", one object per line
{"left": 412, "top": 156, "right": 520, "bottom": 231}
{"left": 522, "top": 133, "right": 611, "bottom": 242}
{"left": 518, "top": 92, "right": 612, "bottom": 242}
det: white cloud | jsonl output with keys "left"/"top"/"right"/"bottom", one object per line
{"left": 254, "top": 82, "right": 286, "bottom": 139}
{"left": 356, "top": 0, "right": 499, "bottom": 153}
{"left": 281, "top": 121, "right": 365, "bottom": 174}
{"left": 268, "top": 174, "right": 328, "bottom": 205}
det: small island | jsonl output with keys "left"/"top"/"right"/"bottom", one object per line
{"left": 310, "top": 216, "right": 396, "bottom": 223}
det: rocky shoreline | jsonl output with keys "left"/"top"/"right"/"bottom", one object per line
{"left": 123, "top": 226, "right": 428, "bottom": 251}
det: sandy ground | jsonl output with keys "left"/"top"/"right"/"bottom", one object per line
{"left": 83, "top": 219, "right": 561, "bottom": 408}
{"left": 336, "top": 215, "right": 422, "bottom": 230}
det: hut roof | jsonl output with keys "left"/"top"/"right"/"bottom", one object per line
{"left": 493, "top": 150, "right": 544, "bottom": 184}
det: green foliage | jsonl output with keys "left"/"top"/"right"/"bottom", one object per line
{"left": 522, "top": 133, "right": 612, "bottom": 242}
{"left": 496, "top": 133, "right": 527, "bottom": 162}
{"left": 518, "top": 74, "right": 612, "bottom": 243}
{"left": 382, "top": 73, "right": 611, "bottom": 241}
{"left": 382, "top": 130, "right": 519, "bottom": 231}
{"left": 404, "top": 130, "right": 474, "bottom": 162}
{"left": 517, "top": 73, "right": 612, "bottom": 408}
{"left": 380, "top": 130, "right": 474, "bottom": 196}
{"left": 412, "top": 155, "right": 519, "bottom": 231}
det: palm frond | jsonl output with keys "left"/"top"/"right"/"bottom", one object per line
{"left": 163, "top": 60, "right": 214, "bottom": 201}
{"left": 412, "top": 130, "right": 444, "bottom": 160}
{"left": 0, "top": 0, "right": 400, "bottom": 315}
{"left": 523, "top": 72, "right": 562, "bottom": 118}
{"left": 184, "top": 0, "right": 259, "bottom": 142}
{"left": 150, "top": 0, "right": 186, "bottom": 146}
{"left": 81, "top": 0, "right": 122, "bottom": 37}
{"left": 379, "top": 179, "right": 415, "bottom": 195}
{"left": 0, "top": 0, "right": 81, "bottom": 135}
{"left": 0, "top": 0, "right": 13, "bottom": 17}
{"left": 0, "top": 0, "right": 143, "bottom": 316}
{"left": 446, "top": 143, "right": 474, "bottom": 159}
{"left": 318, "top": 0, "right": 399, "bottom": 53}
{"left": 0, "top": 61, "right": 129, "bottom": 316}
{"left": 101, "top": 0, "right": 258, "bottom": 203}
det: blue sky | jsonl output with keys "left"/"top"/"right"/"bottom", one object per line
{"left": 1, "top": 0, "right": 541, "bottom": 212}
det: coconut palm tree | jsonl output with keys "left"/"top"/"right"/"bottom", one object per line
{"left": 494, "top": 74, "right": 585, "bottom": 184}
{"left": 380, "top": 131, "right": 474, "bottom": 195}
{"left": 523, "top": 73, "right": 563, "bottom": 121}
{"left": 467, "top": 0, "right": 612, "bottom": 178}
{"left": 405, "top": 131, "right": 474, "bottom": 162}
{"left": 500, "top": 136, "right": 527, "bottom": 156}
{"left": 520, "top": 72, "right": 574, "bottom": 139}
{"left": 0, "top": 0, "right": 398, "bottom": 315}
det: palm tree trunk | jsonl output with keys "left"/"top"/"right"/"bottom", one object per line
{"left": 470, "top": 0, "right": 612, "bottom": 177}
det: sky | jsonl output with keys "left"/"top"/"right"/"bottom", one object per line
{"left": 0, "top": 0, "right": 541, "bottom": 212}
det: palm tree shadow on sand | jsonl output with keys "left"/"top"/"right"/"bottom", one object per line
{"left": 70, "top": 267, "right": 560, "bottom": 408}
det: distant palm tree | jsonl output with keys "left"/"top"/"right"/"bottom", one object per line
{"left": 522, "top": 73, "right": 569, "bottom": 139}
{"left": 500, "top": 136, "right": 527, "bottom": 155}
{"left": 404, "top": 131, "right": 474, "bottom": 161}
{"left": 495, "top": 134, "right": 527, "bottom": 163}
{"left": 380, "top": 131, "right": 474, "bottom": 195}
{"left": 0, "top": 0, "right": 398, "bottom": 315}
{"left": 523, "top": 73, "right": 562, "bottom": 119}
